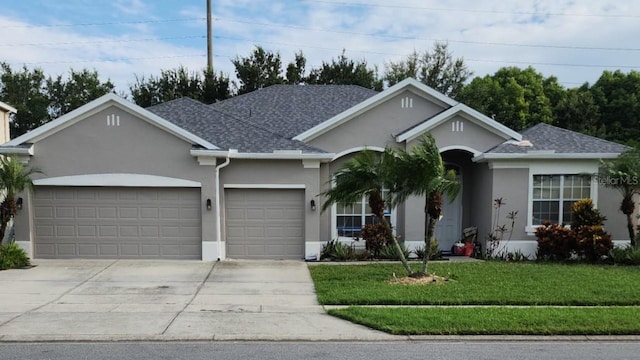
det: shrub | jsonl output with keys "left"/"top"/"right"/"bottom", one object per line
{"left": 414, "top": 239, "right": 442, "bottom": 260}
{"left": 377, "top": 243, "right": 411, "bottom": 260}
{"left": 609, "top": 245, "right": 640, "bottom": 265}
{"left": 360, "top": 223, "right": 390, "bottom": 258}
{"left": 320, "top": 240, "right": 368, "bottom": 261}
{"left": 571, "top": 198, "right": 606, "bottom": 228}
{"left": 575, "top": 225, "right": 613, "bottom": 262}
{"left": 0, "top": 242, "right": 30, "bottom": 270}
{"left": 535, "top": 222, "right": 575, "bottom": 261}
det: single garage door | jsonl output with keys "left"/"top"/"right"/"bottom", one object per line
{"left": 33, "top": 186, "right": 201, "bottom": 259}
{"left": 225, "top": 189, "right": 305, "bottom": 259}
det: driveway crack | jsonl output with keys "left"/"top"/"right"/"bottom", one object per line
{"left": 0, "top": 259, "right": 120, "bottom": 328}
{"left": 161, "top": 261, "right": 217, "bottom": 335}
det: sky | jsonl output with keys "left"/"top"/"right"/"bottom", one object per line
{"left": 1, "top": 0, "right": 639, "bottom": 94}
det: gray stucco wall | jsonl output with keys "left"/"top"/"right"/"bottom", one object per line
{"left": 468, "top": 162, "right": 494, "bottom": 247}
{"left": 309, "top": 90, "right": 447, "bottom": 154}
{"left": 218, "top": 159, "right": 321, "bottom": 244}
{"left": 427, "top": 115, "right": 508, "bottom": 153}
{"left": 490, "top": 168, "right": 530, "bottom": 242}
{"left": 14, "top": 105, "right": 217, "bottom": 250}
{"left": 598, "top": 185, "right": 634, "bottom": 241}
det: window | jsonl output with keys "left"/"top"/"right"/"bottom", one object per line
{"left": 336, "top": 192, "right": 391, "bottom": 238}
{"left": 532, "top": 174, "right": 591, "bottom": 225}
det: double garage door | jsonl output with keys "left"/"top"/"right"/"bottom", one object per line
{"left": 225, "top": 189, "right": 305, "bottom": 259}
{"left": 33, "top": 186, "right": 201, "bottom": 259}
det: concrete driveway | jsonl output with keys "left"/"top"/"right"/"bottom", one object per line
{"left": 0, "top": 260, "right": 392, "bottom": 341}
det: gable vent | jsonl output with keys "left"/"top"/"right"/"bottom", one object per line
{"left": 400, "top": 96, "right": 413, "bottom": 109}
{"left": 451, "top": 120, "right": 464, "bottom": 132}
{"left": 106, "top": 114, "right": 120, "bottom": 127}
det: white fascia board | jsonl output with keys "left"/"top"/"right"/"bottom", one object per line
{"left": 0, "top": 101, "right": 17, "bottom": 114}
{"left": 33, "top": 173, "right": 201, "bottom": 187}
{"left": 396, "top": 104, "right": 522, "bottom": 143}
{"left": 293, "top": 78, "right": 459, "bottom": 142}
{"left": 0, "top": 145, "right": 34, "bottom": 155}
{"left": 473, "top": 152, "right": 622, "bottom": 162}
{"left": 224, "top": 184, "right": 306, "bottom": 189}
{"left": 190, "top": 149, "right": 334, "bottom": 161}
{"left": 5, "top": 93, "right": 219, "bottom": 150}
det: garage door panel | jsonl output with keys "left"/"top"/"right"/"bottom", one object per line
{"left": 225, "top": 189, "right": 304, "bottom": 259}
{"left": 33, "top": 187, "right": 201, "bottom": 259}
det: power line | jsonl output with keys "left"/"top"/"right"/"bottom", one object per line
{"left": 10, "top": 54, "right": 206, "bottom": 66}
{"left": 0, "top": 35, "right": 205, "bottom": 48}
{"left": 216, "top": 18, "right": 640, "bottom": 52}
{"left": 466, "top": 58, "right": 639, "bottom": 69}
{"left": 303, "top": 0, "right": 640, "bottom": 18}
{"left": 1, "top": 17, "right": 206, "bottom": 29}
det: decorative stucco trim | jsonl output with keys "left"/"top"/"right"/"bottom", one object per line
{"left": 293, "top": 78, "right": 459, "bottom": 142}
{"left": 302, "top": 159, "right": 321, "bottom": 168}
{"left": 438, "top": 145, "right": 482, "bottom": 157}
{"left": 5, "top": 93, "right": 218, "bottom": 150}
{"left": 33, "top": 173, "right": 201, "bottom": 187}
{"left": 223, "top": 184, "right": 306, "bottom": 189}
{"left": 331, "top": 146, "right": 385, "bottom": 161}
{"left": 396, "top": 103, "right": 522, "bottom": 143}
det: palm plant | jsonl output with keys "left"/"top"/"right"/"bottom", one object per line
{"left": 598, "top": 148, "right": 640, "bottom": 248}
{"left": 0, "top": 157, "right": 40, "bottom": 243}
{"left": 322, "top": 134, "right": 459, "bottom": 277}
{"left": 393, "top": 134, "right": 460, "bottom": 274}
{"left": 321, "top": 148, "right": 415, "bottom": 275}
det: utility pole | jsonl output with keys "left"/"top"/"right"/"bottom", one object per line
{"left": 207, "top": 0, "right": 213, "bottom": 71}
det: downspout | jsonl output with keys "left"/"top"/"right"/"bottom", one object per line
{"left": 215, "top": 151, "right": 233, "bottom": 261}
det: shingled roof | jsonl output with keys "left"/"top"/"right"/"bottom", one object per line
{"left": 146, "top": 97, "right": 325, "bottom": 153}
{"left": 488, "top": 123, "right": 628, "bottom": 154}
{"left": 209, "top": 84, "right": 379, "bottom": 139}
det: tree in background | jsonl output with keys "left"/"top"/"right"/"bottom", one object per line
{"left": 307, "top": 50, "right": 383, "bottom": 90}
{"left": 232, "top": 46, "right": 286, "bottom": 94}
{"left": 285, "top": 51, "right": 307, "bottom": 85}
{"left": 0, "top": 63, "right": 113, "bottom": 138}
{"left": 130, "top": 66, "right": 230, "bottom": 107}
{"left": 0, "top": 63, "right": 49, "bottom": 137}
{"left": 553, "top": 85, "right": 604, "bottom": 137}
{"left": 384, "top": 42, "right": 472, "bottom": 98}
{"left": 47, "top": 69, "right": 114, "bottom": 119}
{"left": 591, "top": 70, "right": 640, "bottom": 145}
{"left": 458, "top": 66, "right": 558, "bottom": 131}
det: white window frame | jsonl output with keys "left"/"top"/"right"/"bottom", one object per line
{"left": 331, "top": 195, "right": 396, "bottom": 241}
{"left": 525, "top": 162, "right": 599, "bottom": 235}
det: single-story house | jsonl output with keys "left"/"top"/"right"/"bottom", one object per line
{"left": 0, "top": 78, "right": 634, "bottom": 260}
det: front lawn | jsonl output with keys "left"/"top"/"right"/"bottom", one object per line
{"left": 328, "top": 306, "right": 640, "bottom": 335}
{"left": 309, "top": 262, "right": 640, "bottom": 305}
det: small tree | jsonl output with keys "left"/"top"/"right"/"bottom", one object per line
{"left": 0, "top": 158, "right": 39, "bottom": 242}
{"left": 598, "top": 148, "right": 640, "bottom": 248}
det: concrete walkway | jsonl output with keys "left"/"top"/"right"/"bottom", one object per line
{"left": 0, "top": 259, "right": 393, "bottom": 341}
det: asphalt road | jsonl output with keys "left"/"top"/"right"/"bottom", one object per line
{"left": 1, "top": 341, "right": 639, "bottom": 360}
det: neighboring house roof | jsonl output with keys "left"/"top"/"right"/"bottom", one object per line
{"left": 0, "top": 101, "right": 17, "bottom": 114}
{"left": 395, "top": 103, "right": 523, "bottom": 144}
{"left": 475, "top": 123, "right": 628, "bottom": 160}
{"left": 293, "top": 78, "right": 460, "bottom": 142}
{"left": 210, "top": 84, "right": 378, "bottom": 139}
{"left": 147, "top": 97, "right": 326, "bottom": 154}
{"left": 2, "top": 93, "right": 218, "bottom": 150}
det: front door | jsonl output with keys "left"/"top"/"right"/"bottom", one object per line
{"left": 434, "top": 177, "right": 462, "bottom": 252}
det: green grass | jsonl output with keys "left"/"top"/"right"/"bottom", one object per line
{"left": 309, "top": 262, "right": 640, "bottom": 305}
{"left": 328, "top": 306, "right": 640, "bottom": 335}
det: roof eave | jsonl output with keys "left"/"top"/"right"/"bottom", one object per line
{"left": 473, "top": 152, "right": 622, "bottom": 162}
{"left": 191, "top": 149, "right": 335, "bottom": 161}
{"left": 0, "top": 144, "right": 34, "bottom": 156}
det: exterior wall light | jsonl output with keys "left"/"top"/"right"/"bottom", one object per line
{"left": 16, "top": 197, "right": 23, "bottom": 210}
{"left": 206, "top": 198, "right": 212, "bottom": 211}
{"left": 310, "top": 199, "right": 316, "bottom": 211}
